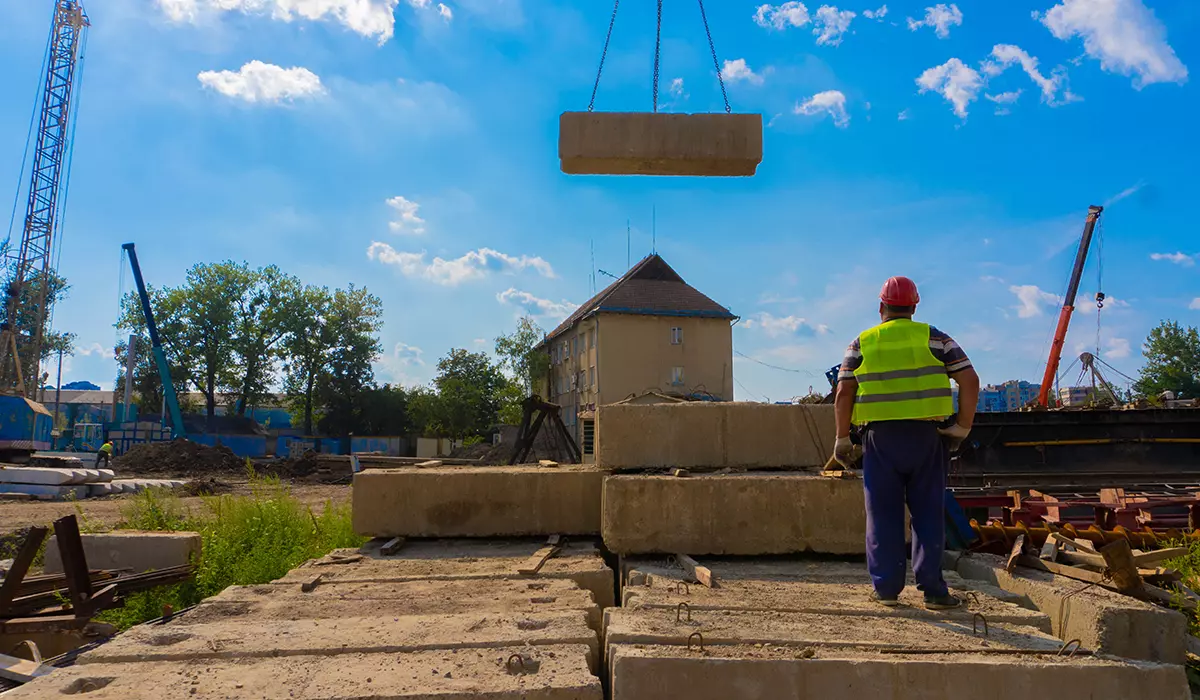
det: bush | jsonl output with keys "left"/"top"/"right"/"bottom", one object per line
{"left": 97, "top": 472, "right": 363, "bottom": 629}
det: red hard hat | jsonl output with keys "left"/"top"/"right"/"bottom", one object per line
{"left": 880, "top": 276, "right": 920, "bottom": 306}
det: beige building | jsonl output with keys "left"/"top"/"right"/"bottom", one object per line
{"left": 538, "top": 254, "right": 736, "bottom": 460}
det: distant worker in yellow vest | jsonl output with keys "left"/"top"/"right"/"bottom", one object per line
{"left": 96, "top": 440, "right": 113, "bottom": 469}
{"left": 831, "top": 276, "right": 980, "bottom": 609}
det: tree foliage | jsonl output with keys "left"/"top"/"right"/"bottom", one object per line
{"left": 494, "top": 316, "right": 548, "bottom": 394}
{"left": 0, "top": 251, "right": 76, "bottom": 391}
{"left": 314, "top": 286, "right": 385, "bottom": 439}
{"left": 1134, "top": 320, "right": 1200, "bottom": 399}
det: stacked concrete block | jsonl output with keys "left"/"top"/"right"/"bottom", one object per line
{"left": 559, "top": 112, "right": 763, "bottom": 177}
{"left": 44, "top": 531, "right": 202, "bottom": 575}
{"left": 352, "top": 466, "right": 609, "bottom": 538}
{"left": 10, "top": 538, "right": 614, "bottom": 699}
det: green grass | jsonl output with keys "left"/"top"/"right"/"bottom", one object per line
{"left": 96, "top": 468, "right": 363, "bottom": 629}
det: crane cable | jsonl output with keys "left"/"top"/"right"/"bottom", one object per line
{"left": 4, "top": 14, "right": 56, "bottom": 255}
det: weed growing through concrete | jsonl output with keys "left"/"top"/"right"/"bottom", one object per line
{"left": 97, "top": 468, "right": 362, "bottom": 629}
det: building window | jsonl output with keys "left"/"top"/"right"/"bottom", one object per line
{"left": 582, "top": 419, "right": 595, "bottom": 455}
{"left": 671, "top": 366, "right": 684, "bottom": 386}
{"left": 671, "top": 327, "right": 682, "bottom": 345}
{"left": 589, "top": 366, "right": 595, "bottom": 387}
{"left": 579, "top": 371, "right": 586, "bottom": 391}
{"left": 588, "top": 330, "right": 595, "bottom": 349}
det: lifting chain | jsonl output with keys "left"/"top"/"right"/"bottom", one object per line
{"left": 588, "top": 0, "right": 621, "bottom": 112}
{"left": 587, "top": 0, "right": 733, "bottom": 114}
{"left": 652, "top": 0, "right": 663, "bottom": 112}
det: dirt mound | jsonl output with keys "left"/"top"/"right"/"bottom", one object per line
{"left": 449, "top": 441, "right": 493, "bottom": 460}
{"left": 271, "top": 450, "right": 325, "bottom": 478}
{"left": 112, "top": 439, "right": 247, "bottom": 477}
{"left": 179, "top": 477, "right": 235, "bottom": 496}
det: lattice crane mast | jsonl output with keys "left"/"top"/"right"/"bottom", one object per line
{"left": 0, "top": 1, "right": 89, "bottom": 398}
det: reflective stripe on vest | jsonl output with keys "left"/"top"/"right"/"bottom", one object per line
{"left": 851, "top": 319, "right": 953, "bottom": 424}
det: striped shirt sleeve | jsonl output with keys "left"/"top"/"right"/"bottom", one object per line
{"left": 838, "top": 338, "right": 862, "bottom": 382}
{"left": 928, "top": 326, "right": 973, "bottom": 374}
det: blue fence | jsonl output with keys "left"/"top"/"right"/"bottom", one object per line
{"left": 186, "top": 433, "right": 267, "bottom": 458}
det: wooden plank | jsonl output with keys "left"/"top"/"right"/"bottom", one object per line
{"left": 1132, "top": 547, "right": 1189, "bottom": 567}
{"left": 1017, "top": 555, "right": 1106, "bottom": 585}
{"left": 1055, "top": 550, "right": 1107, "bottom": 569}
{"left": 1049, "top": 532, "right": 1078, "bottom": 552}
{"left": 1141, "top": 584, "right": 1197, "bottom": 612}
{"left": 1039, "top": 539, "right": 1059, "bottom": 562}
{"left": 0, "top": 651, "right": 53, "bottom": 684}
{"left": 1005, "top": 535, "right": 1026, "bottom": 574}
{"left": 517, "top": 536, "right": 562, "bottom": 576}
{"left": 0, "top": 614, "right": 88, "bottom": 634}
{"left": 380, "top": 536, "right": 406, "bottom": 556}
{"left": 1074, "top": 538, "right": 1098, "bottom": 553}
{"left": 53, "top": 515, "right": 93, "bottom": 612}
{"left": 300, "top": 573, "right": 324, "bottom": 593}
{"left": 538, "top": 460, "right": 559, "bottom": 468}
{"left": 415, "top": 460, "right": 442, "bottom": 468}
{"left": 676, "top": 553, "right": 719, "bottom": 589}
{"left": 1100, "top": 539, "right": 1143, "bottom": 594}
{"left": 672, "top": 469, "right": 691, "bottom": 478}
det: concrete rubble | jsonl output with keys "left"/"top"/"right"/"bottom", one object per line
{"left": 44, "top": 530, "right": 202, "bottom": 575}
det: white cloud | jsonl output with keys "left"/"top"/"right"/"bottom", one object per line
{"left": 1150, "top": 252, "right": 1195, "bottom": 267}
{"left": 437, "top": 3, "right": 452, "bottom": 20}
{"left": 753, "top": 2, "right": 810, "bottom": 30}
{"left": 863, "top": 5, "right": 887, "bottom": 20}
{"left": 496, "top": 288, "right": 577, "bottom": 320}
{"left": 897, "top": 108, "right": 910, "bottom": 121}
{"left": 813, "top": 6, "right": 855, "bottom": 46}
{"left": 916, "top": 58, "right": 982, "bottom": 119}
{"left": 1190, "top": 298, "right": 1200, "bottom": 310}
{"left": 1010, "top": 284, "right": 1062, "bottom": 318}
{"left": 744, "top": 312, "right": 829, "bottom": 337}
{"left": 1037, "top": 0, "right": 1187, "bottom": 88}
{"left": 393, "top": 342, "right": 425, "bottom": 365}
{"left": 983, "top": 45, "right": 1077, "bottom": 106}
{"left": 197, "top": 61, "right": 324, "bottom": 103}
{"left": 385, "top": 196, "right": 426, "bottom": 235}
{"left": 77, "top": 342, "right": 107, "bottom": 357}
{"left": 367, "top": 243, "right": 556, "bottom": 285}
{"left": 907, "top": 3, "right": 962, "bottom": 39}
{"left": 1106, "top": 180, "right": 1145, "bottom": 205}
{"left": 157, "top": 0, "right": 401, "bottom": 44}
{"left": 668, "top": 78, "right": 686, "bottom": 99}
{"left": 986, "top": 90, "right": 1022, "bottom": 104}
{"left": 1106, "top": 337, "right": 1131, "bottom": 359}
{"left": 721, "top": 59, "right": 764, "bottom": 85}
{"left": 794, "top": 90, "right": 849, "bottom": 128}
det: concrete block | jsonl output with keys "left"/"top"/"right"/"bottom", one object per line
{"left": 950, "top": 551, "right": 1187, "bottom": 664}
{"left": 608, "top": 645, "right": 1189, "bottom": 700}
{"left": 275, "top": 540, "right": 617, "bottom": 609}
{"left": 8, "top": 646, "right": 603, "bottom": 699}
{"left": 603, "top": 474, "right": 863, "bottom": 555}
{"left": 559, "top": 112, "right": 763, "bottom": 177}
{"left": 597, "top": 402, "right": 834, "bottom": 469}
{"left": 44, "top": 530, "right": 201, "bottom": 574}
{"left": 81, "top": 611, "right": 598, "bottom": 668}
{"left": 352, "top": 466, "right": 608, "bottom": 538}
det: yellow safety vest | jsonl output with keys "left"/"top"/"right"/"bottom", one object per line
{"left": 851, "top": 319, "right": 953, "bottom": 425}
{"left": 99, "top": 443, "right": 113, "bottom": 454}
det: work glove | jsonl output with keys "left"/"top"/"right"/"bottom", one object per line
{"left": 832, "top": 436, "right": 855, "bottom": 468}
{"left": 938, "top": 423, "right": 971, "bottom": 453}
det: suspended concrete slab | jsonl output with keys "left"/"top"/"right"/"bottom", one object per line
{"left": 559, "top": 112, "right": 763, "bottom": 176}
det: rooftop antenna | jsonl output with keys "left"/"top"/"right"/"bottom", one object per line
{"left": 652, "top": 205, "right": 657, "bottom": 255}
{"left": 626, "top": 219, "right": 630, "bottom": 269}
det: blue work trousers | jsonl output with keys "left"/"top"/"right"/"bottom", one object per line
{"left": 862, "top": 420, "right": 949, "bottom": 599}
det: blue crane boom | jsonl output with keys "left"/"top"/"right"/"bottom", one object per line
{"left": 122, "top": 243, "right": 185, "bottom": 439}
{"left": 0, "top": 1, "right": 89, "bottom": 397}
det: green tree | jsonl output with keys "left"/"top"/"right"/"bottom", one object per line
{"left": 494, "top": 316, "right": 548, "bottom": 394}
{"left": 1134, "top": 320, "right": 1200, "bottom": 399}
{"left": 281, "top": 285, "right": 333, "bottom": 435}
{"left": 496, "top": 378, "right": 526, "bottom": 425}
{"left": 0, "top": 261, "right": 75, "bottom": 392}
{"left": 175, "top": 262, "right": 247, "bottom": 424}
{"left": 229, "top": 265, "right": 302, "bottom": 416}
{"left": 406, "top": 385, "right": 444, "bottom": 437}
{"left": 315, "top": 285, "right": 385, "bottom": 441}
{"left": 357, "top": 384, "right": 412, "bottom": 435}
{"left": 115, "top": 285, "right": 191, "bottom": 415}
{"left": 433, "top": 348, "right": 506, "bottom": 440}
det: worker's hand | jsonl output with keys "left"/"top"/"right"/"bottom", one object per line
{"left": 938, "top": 423, "right": 971, "bottom": 453}
{"left": 832, "top": 436, "right": 855, "bottom": 468}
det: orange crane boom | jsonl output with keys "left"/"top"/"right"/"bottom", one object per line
{"left": 1037, "top": 205, "right": 1104, "bottom": 407}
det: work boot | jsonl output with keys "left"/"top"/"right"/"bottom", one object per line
{"left": 924, "top": 593, "right": 963, "bottom": 610}
{"left": 870, "top": 591, "right": 900, "bottom": 607}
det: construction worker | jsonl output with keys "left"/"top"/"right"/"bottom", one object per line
{"left": 95, "top": 439, "right": 113, "bottom": 469}
{"left": 831, "top": 276, "right": 980, "bottom": 609}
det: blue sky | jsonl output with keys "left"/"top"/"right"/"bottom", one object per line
{"left": 0, "top": 0, "right": 1195, "bottom": 402}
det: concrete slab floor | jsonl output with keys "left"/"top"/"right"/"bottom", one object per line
{"left": 352, "top": 466, "right": 608, "bottom": 538}
{"left": 276, "top": 539, "right": 616, "bottom": 609}
{"left": 949, "top": 551, "right": 1188, "bottom": 665}
{"left": 193, "top": 578, "right": 601, "bottom": 629}
{"left": 6, "top": 646, "right": 603, "bottom": 700}
{"left": 607, "top": 644, "right": 1189, "bottom": 700}
{"left": 622, "top": 558, "right": 1050, "bottom": 632}
{"left": 81, "top": 611, "right": 598, "bottom": 669}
